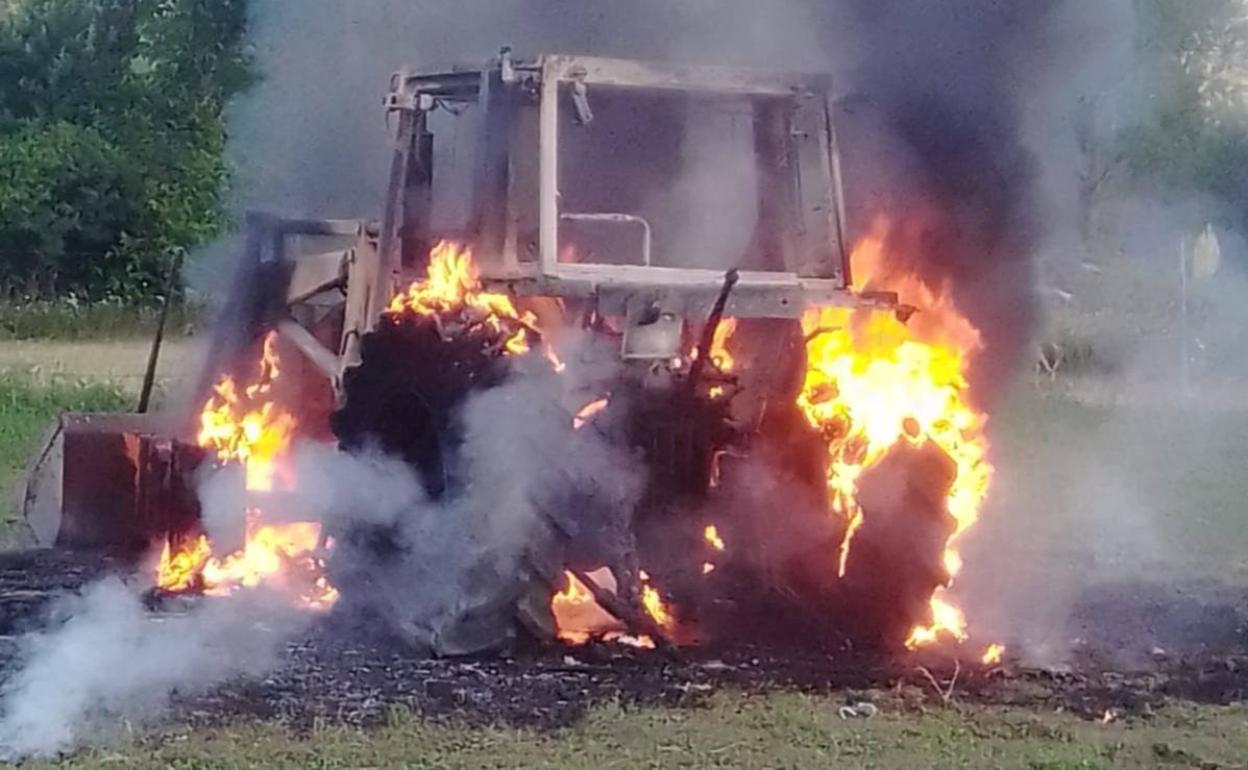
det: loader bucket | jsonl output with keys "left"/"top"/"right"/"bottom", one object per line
{"left": 21, "top": 413, "right": 203, "bottom": 550}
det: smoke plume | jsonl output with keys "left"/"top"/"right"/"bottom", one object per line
{"left": 1, "top": 6, "right": 1180, "bottom": 756}
{"left": 0, "top": 579, "right": 310, "bottom": 758}
{"left": 0, "top": 330, "right": 642, "bottom": 756}
{"left": 197, "top": 0, "right": 1138, "bottom": 399}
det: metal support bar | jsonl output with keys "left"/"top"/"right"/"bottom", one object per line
{"left": 275, "top": 320, "right": 342, "bottom": 384}
{"left": 825, "top": 96, "right": 851, "bottom": 284}
{"left": 137, "top": 251, "right": 183, "bottom": 414}
{"left": 273, "top": 218, "right": 363, "bottom": 237}
{"left": 539, "top": 63, "right": 561, "bottom": 278}
{"left": 686, "top": 270, "right": 740, "bottom": 393}
{"left": 559, "top": 212, "right": 653, "bottom": 266}
{"left": 376, "top": 110, "right": 417, "bottom": 325}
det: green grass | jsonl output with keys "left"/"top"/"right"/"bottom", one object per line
{"left": 0, "top": 300, "right": 202, "bottom": 341}
{"left": 984, "top": 386, "right": 1248, "bottom": 578}
{"left": 10, "top": 695, "right": 1248, "bottom": 769}
{"left": 0, "top": 374, "right": 129, "bottom": 532}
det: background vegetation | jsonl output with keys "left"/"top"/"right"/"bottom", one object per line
{"left": 0, "top": 0, "right": 1244, "bottom": 309}
{"left": 1125, "top": 0, "right": 1248, "bottom": 232}
{"left": 0, "top": 0, "right": 250, "bottom": 304}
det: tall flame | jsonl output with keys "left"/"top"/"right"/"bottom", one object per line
{"left": 797, "top": 217, "right": 992, "bottom": 648}
{"left": 156, "top": 332, "right": 337, "bottom": 609}
{"left": 195, "top": 333, "right": 295, "bottom": 491}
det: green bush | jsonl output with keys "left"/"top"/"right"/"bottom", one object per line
{"left": 0, "top": 121, "right": 143, "bottom": 297}
{"left": 0, "top": 0, "right": 251, "bottom": 302}
{"left": 1125, "top": 0, "right": 1248, "bottom": 236}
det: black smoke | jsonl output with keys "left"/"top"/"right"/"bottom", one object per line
{"left": 834, "top": 1, "right": 1066, "bottom": 404}
{"left": 214, "top": 0, "right": 1118, "bottom": 399}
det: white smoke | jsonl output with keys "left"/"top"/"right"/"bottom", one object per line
{"left": 0, "top": 329, "right": 643, "bottom": 758}
{"left": 0, "top": 579, "right": 310, "bottom": 759}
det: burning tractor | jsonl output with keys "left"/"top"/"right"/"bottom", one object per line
{"left": 22, "top": 52, "right": 992, "bottom": 658}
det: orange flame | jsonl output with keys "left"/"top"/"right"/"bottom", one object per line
{"left": 573, "top": 397, "right": 609, "bottom": 430}
{"left": 389, "top": 240, "right": 536, "bottom": 355}
{"left": 156, "top": 332, "right": 338, "bottom": 609}
{"left": 710, "top": 318, "right": 737, "bottom": 372}
{"left": 196, "top": 333, "right": 295, "bottom": 491}
{"left": 638, "top": 570, "right": 675, "bottom": 633}
{"left": 551, "top": 569, "right": 655, "bottom": 649}
{"left": 981, "top": 642, "right": 1005, "bottom": 665}
{"left": 704, "top": 525, "right": 726, "bottom": 552}
{"left": 797, "top": 216, "right": 992, "bottom": 649}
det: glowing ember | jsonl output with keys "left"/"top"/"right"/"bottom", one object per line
{"left": 702, "top": 562, "right": 716, "bottom": 575}
{"left": 797, "top": 217, "right": 992, "bottom": 649}
{"left": 156, "top": 333, "right": 337, "bottom": 609}
{"left": 704, "top": 524, "right": 726, "bottom": 552}
{"left": 981, "top": 642, "right": 1006, "bottom": 666}
{"left": 639, "top": 570, "right": 675, "bottom": 632}
{"left": 388, "top": 240, "right": 536, "bottom": 355}
{"left": 155, "top": 536, "right": 212, "bottom": 592}
{"left": 551, "top": 568, "right": 655, "bottom": 649}
{"left": 573, "top": 397, "right": 609, "bottom": 430}
{"left": 709, "top": 318, "right": 737, "bottom": 372}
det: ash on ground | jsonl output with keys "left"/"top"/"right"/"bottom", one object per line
{"left": 0, "top": 550, "right": 1244, "bottom": 733}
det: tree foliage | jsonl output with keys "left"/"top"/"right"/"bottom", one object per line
{"left": 0, "top": 0, "right": 250, "bottom": 300}
{"left": 1124, "top": 0, "right": 1248, "bottom": 225}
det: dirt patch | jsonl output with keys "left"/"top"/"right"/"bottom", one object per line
{"left": 0, "top": 339, "right": 197, "bottom": 394}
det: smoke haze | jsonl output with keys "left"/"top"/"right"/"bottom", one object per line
{"left": 0, "top": 579, "right": 310, "bottom": 758}
{"left": 15, "top": 3, "right": 1237, "bottom": 758}
{"left": 0, "top": 331, "right": 645, "bottom": 756}
{"left": 205, "top": 0, "right": 1171, "bottom": 647}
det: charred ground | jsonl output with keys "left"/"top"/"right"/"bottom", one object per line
{"left": 0, "top": 548, "right": 1244, "bottom": 736}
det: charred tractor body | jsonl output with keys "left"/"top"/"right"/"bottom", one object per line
{"left": 24, "top": 53, "right": 981, "bottom": 656}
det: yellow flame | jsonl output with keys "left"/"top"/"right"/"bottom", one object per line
{"left": 710, "top": 318, "right": 737, "bottom": 372}
{"left": 388, "top": 240, "right": 536, "bottom": 355}
{"left": 704, "top": 525, "right": 726, "bottom": 552}
{"left": 904, "top": 594, "right": 968, "bottom": 649}
{"left": 981, "top": 642, "right": 1005, "bottom": 665}
{"left": 638, "top": 570, "right": 676, "bottom": 633}
{"left": 156, "top": 333, "right": 337, "bottom": 609}
{"left": 798, "top": 217, "right": 992, "bottom": 648}
{"left": 196, "top": 333, "right": 295, "bottom": 491}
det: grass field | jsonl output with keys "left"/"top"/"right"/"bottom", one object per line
{"left": 973, "top": 383, "right": 1248, "bottom": 579}
{"left": 0, "top": 338, "right": 193, "bottom": 535}
{"left": 13, "top": 695, "right": 1248, "bottom": 770}
{"left": 1, "top": 331, "right": 1246, "bottom": 767}
{"left": 0, "top": 375, "right": 129, "bottom": 535}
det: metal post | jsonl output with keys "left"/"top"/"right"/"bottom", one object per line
{"left": 1179, "top": 236, "right": 1190, "bottom": 397}
{"left": 375, "top": 109, "right": 417, "bottom": 324}
{"left": 137, "top": 251, "right": 184, "bottom": 414}
{"left": 539, "top": 64, "right": 561, "bottom": 277}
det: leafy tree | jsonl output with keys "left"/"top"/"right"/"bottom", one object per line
{"left": 0, "top": 0, "right": 250, "bottom": 301}
{"left": 1124, "top": 0, "right": 1248, "bottom": 234}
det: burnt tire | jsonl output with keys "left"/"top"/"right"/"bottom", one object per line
{"left": 331, "top": 315, "right": 513, "bottom": 499}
